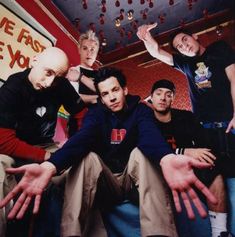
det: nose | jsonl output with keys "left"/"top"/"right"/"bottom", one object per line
{"left": 183, "top": 42, "right": 189, "bottom": 50}
{"left": 109, "top": 93, "right": 116, "bottom": 102}
{"left": 160, "top": 94, "right": 166, "bottom": 101}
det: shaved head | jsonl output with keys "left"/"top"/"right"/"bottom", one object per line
{"left": 29, "top": 47, "right": 70, "bottom": 90}
{"left": 34, "top": 47, "right": 69, "bottom": 76}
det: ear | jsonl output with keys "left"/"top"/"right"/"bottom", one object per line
{"left": 124, "top": 86, "right": 128, "bottom": 95}
{"left": 192, "top": 33, "right": 198, "bottom": 40}
{"left": 77, "top": 43, "right": 81, "bottom": 54}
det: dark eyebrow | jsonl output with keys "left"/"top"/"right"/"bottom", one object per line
{"left": 182, "top": 35, "right": 187, "bottom": 41}
{"left": 45, "top": 68, "right": 56, "bottom": 75}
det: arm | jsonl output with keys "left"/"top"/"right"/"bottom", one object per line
{"left": 0, "top": 77, "right": 47, "bottom": 162}
{"left": 225, "top": 63, "right": 235, "bottom": 133}
{"left": 66, "top": 66, "right": 96, "bottom": 92}
{"left": 0, "top": 108, "right": 101, "bottom": 219}
{"left": 137, "top": 23, "right": 174, "bottom": 66}
{"left": 137, "top": 105, "right": 216, "bottom": 218}
{"left": 79, "top": 93, "right": 98, "bottom": 104}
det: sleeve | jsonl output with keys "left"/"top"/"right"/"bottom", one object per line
{"left": 0, "top": 76, "right": 45, "bottom": 162}
{"left": 172, "top": 53, "right": 189, "bottom": 73}
{"left": 0, "top": 128, "right": 45, "bottom": 162}
{"left": 56, "top": 77, "right": 86, "bottom": 115}
{"left": 216, "top": 41, "right": 235, "bottom": 68}
{"left": 136, "top": 104, "right": 173, "bottom": 163}
{"left": 49, "top": 108, "right": 100, "bottom": 173}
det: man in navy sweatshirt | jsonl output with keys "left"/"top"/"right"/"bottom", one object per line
{"left": 0, "top": 67, "right": 217, "bottom": 237}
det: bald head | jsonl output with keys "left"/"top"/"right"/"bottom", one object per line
{"left": 28, "top": 47, "right": 70, "bottom": 90}
{"left": 34, "top": 47, "right": 69, "bottom": 76}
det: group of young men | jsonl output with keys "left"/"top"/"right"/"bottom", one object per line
{"left": 0, "top": 22, "right": 234, "bottom": 237}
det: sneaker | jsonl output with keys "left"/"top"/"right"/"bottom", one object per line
{"left": 219, "top": 232, "right": 234, "bottom": 237}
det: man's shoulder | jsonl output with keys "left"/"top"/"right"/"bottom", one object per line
{"left": 207, "top": 40, "right": 232, "bottom": 53}
{"left": 137, "top": 101, "right": 153, "bottom": 113}
{"left": 3, "top": 70, "right": 29, "bottom": 89}
{"left": 172, "top": 109, "right": 194, "bottom": 120}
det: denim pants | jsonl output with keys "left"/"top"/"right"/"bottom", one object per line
{"left": 202, "top": 125, "right": 235, "bottom": 234}
{"left": 226, "top": 178, "right": 235, "bottom": 235}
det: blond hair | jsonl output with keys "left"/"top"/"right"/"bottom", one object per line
{"left": 78, "top": 30, "right": 99, "bottom": 48}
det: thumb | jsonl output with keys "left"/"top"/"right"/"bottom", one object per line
{"left": 5, "top": 166, "right": 27, "bottom": 174}
{"left": 226, "top": 123, "right": 232, "bottom": 133}
{"left": 148, "top": 22, "right": 158, "bottom": 31}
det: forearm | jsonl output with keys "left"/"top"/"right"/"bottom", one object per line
{"left": 144, "top": 37, "right": 173, "bottom": 65}
{"left": 79, "top": 94, "right": 98, "bottom": 104}
{"left": 80, "top": 75, "right": 96, "bottom": 92}
{"left": 226, "top": 64, "right": 235, "bottom": 116}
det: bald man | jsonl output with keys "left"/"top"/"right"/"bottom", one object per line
{"left": 0, "top": 47, "right": 85, "bottom": 237}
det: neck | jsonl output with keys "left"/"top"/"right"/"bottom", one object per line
{"left": 154, "top": 110, "right": 171, "bottom": 123}
{"left": 198, "top": 45, "right": 206, "bottom": 56}
{"left": 80, "top": 63, "right": 93, "bottom": 70}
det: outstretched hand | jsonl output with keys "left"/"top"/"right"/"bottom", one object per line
{"left": 160, "top": 154, "right": 217, "bottom": 219}
{"left": 137, "top": 23, "right": 157, "bottom": 41}
{"left": 0, "top": 162, "right": 56, "bottom": 219}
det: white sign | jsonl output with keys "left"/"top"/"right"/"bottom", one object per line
{"left": 0, "top": 3, "right": 53, "bottom": 80}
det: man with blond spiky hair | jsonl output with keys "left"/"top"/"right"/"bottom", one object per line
{"left": 66, "top": 30, "right": 100, "bottom": 136}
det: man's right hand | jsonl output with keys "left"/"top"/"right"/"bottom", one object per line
{"left": 137, "top": 23, "right": 157, "bottom": 42}
{"left": 66, "top": 66, "right": 81, "bottom": 82}
{"left": 0, "top": 162, "right": 56, "bottom": 219}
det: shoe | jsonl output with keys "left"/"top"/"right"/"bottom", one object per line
{"left": 219, "top": 232, "right": 234, "bottom": 237}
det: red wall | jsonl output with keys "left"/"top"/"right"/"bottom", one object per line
{"left": 15, "top": 0, "right": 80, "bottom": 67}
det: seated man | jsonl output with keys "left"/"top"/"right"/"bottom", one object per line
{"left": 150, "top": 79, "right": 228, "bottom": 237}
{"left": 0, "top": 67, "right": 217, "bottom": 237}
{"left": 0, "top": 47, "right": 85, "bottom": 237}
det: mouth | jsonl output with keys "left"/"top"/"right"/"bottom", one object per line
{"left": 36, "top": 83, "right": 45, "bottom": 90}
{"left": 188, "top": 46, "right": 193, "bottom": 53}
{"left": 110, "top": 102, "right": 120, "bottom": 109}
{"left": 158, "top": 103, "right": 167, "bottom": 108}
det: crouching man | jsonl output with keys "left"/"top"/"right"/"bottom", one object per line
{"left": 0, "top": 67, "right": 217, "bottom": 237}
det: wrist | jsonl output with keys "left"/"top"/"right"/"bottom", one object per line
{"left": 41, "top": 161, "right": 57, "bottom": 176}
{"left": 160, "top": 153, "right": 175, "bottom": 167}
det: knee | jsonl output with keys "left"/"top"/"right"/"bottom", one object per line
{"left": 129, "top": 148, "right": 146, "bottom": 163}
{"left": 82, "top": 152, "right": 103, "bottom": 175}
{"left": 0, "top": 155, "right": 15, "bottom": 168}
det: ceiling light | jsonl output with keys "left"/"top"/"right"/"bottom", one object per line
{"left": 115, "top": 17, "right": 121, "bottom": 27}
{"left": 101, "top": 38, "right": 107, "bottom": 46}
{"left": 127, "top": 10, "right": 134, "bottom": 21}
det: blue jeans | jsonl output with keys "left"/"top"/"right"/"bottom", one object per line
{"left": 174, "top": 198, "right": 211, "bottom": 237}
{"left": 226, "top": 178, "right": 235, "bottom": 235}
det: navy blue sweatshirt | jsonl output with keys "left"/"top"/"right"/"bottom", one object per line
{"left": 50, "top": 95, "right": 173, "bottom": 173}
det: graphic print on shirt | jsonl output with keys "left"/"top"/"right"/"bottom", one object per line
{"left": 194, "top": 62, "right": 212, "bottom": 89}
{"left": 111, "top": 128, "right": 127, "bottom": 144}
{"left": 166, "top": 135, "right": 177, "bottom": 150}
{"left": 36, "top": 106, "right": 46, "bottom": 117}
